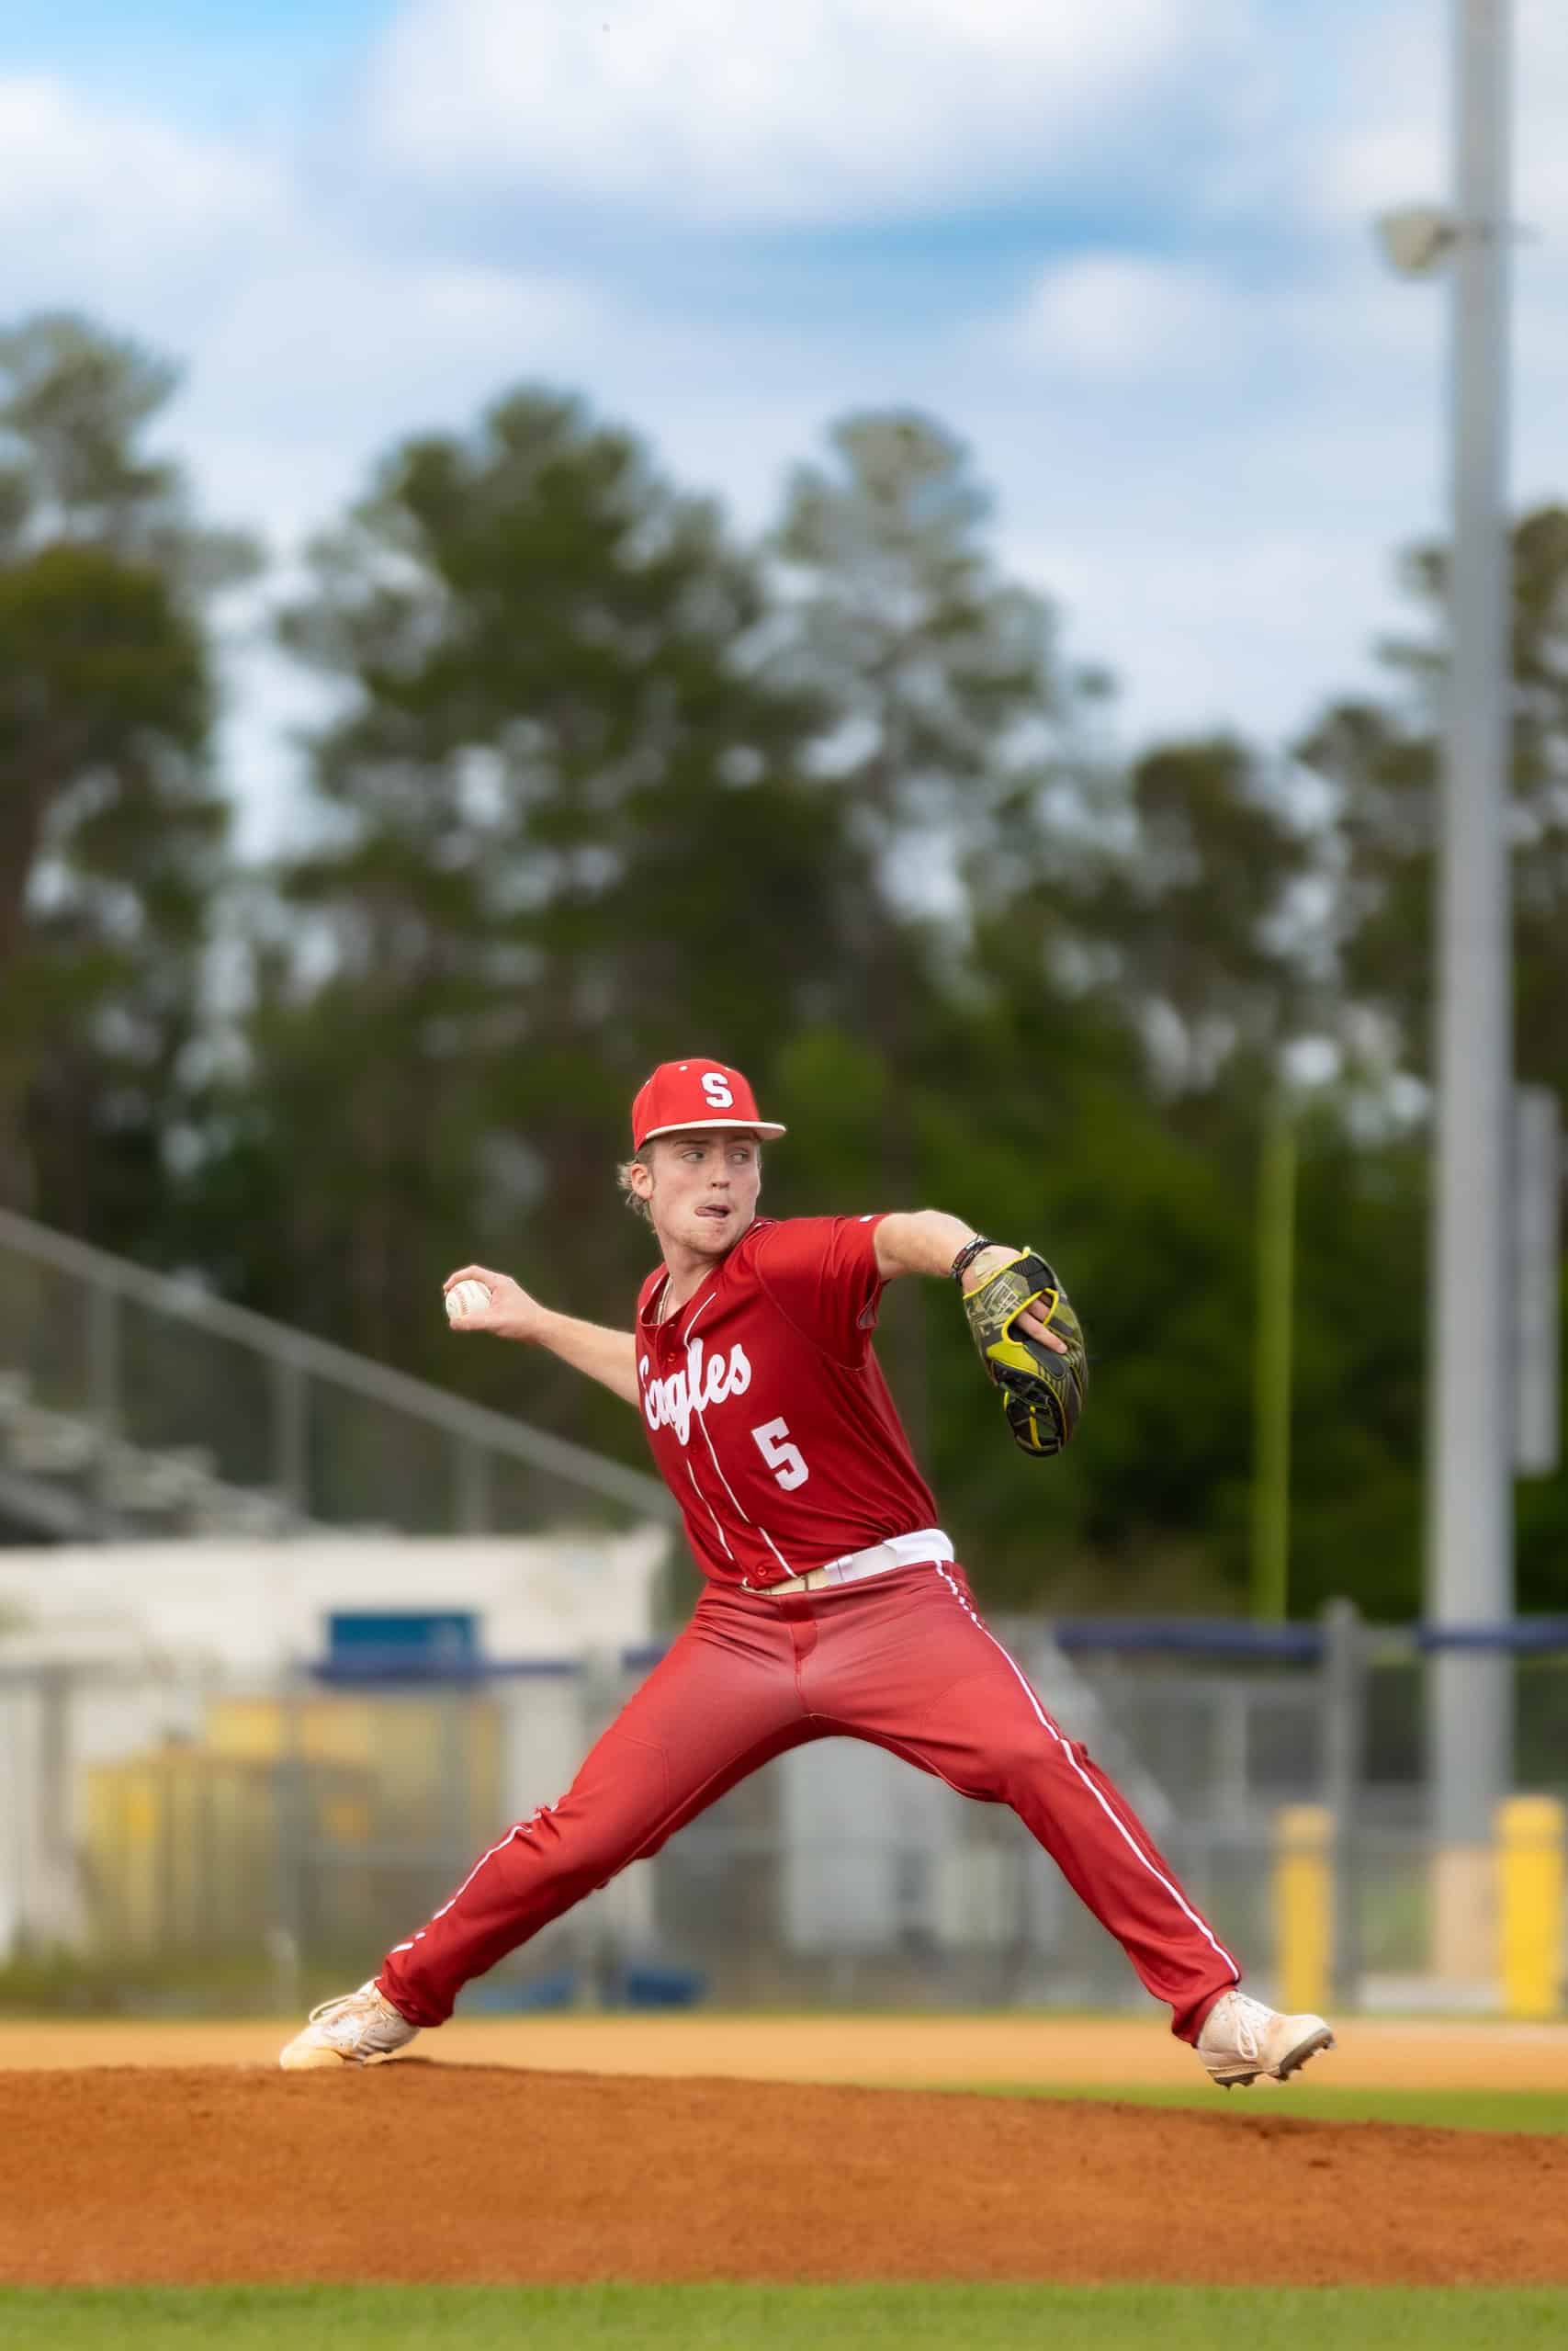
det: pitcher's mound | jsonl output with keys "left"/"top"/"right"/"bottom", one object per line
{"left": 4, "top": 2063, "right": 1564, "bottom": 2289}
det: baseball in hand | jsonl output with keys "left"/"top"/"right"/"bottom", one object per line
{"left": 445, "top": 1280, "right": 492, "bottom": 1322}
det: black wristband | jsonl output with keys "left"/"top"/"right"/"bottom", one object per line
{"left": 949, "top": 1235, "right": 998, "bottom": 1285}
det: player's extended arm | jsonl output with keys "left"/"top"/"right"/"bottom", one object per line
{"left": 441, "top": 1264, "right": 640, "bottom": 1407}
{"left": 873, "top": 1214, "right": 1067, "bottom": 1354}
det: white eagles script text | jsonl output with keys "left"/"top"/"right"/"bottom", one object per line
{"left": 638, "top": 1339, "right": 752, "bottom": 1446}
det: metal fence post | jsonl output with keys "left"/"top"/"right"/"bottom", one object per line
{"left": 271, "top": 1355, "right": 309, "bottom": 1531}
{"left": 1322, "top": 1598, "right": 1365, "bottom": 2006}
{"left": 87, "top": 1282, "right": 121, "bottom": 1531}
{"left": 274, "top": 1667, "right": 310, "bottom": 1975}
{"left": 577, "top": 1647, "right": 626, "bottom": 2007}
{"left": 456, "top": 1433, "right": 491, "bottom": 1535}
{"left": 31, "top": 1665, "right": 79, "bottom": 1950}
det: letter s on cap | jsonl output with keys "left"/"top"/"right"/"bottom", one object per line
{"left": 701, "top": 1072, "right": 735, "bottom": 1108}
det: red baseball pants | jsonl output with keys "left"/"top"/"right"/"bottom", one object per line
{"left": 378, "top": 1561, "right": 1239, "bottom": 2041}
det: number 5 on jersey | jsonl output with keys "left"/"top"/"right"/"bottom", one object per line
{"left": 751, "top": 1416, "right": 809, "bottom": 1491}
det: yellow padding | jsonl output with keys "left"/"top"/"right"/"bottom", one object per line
{"left": 1274, "top": 1803, "right": 1333, "bottom": 2017}
{"left": 1497, "top": 1794, "right": 1564, "bottom": 2021}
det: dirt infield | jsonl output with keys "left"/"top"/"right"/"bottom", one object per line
{"left": 6, "top": 2012, "right": 1568, "bottom": 2087}
{"left": 5, "top": 2062, "right": 1568, "bottom": 2289}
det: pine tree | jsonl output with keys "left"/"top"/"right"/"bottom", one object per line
{"left": 0, "top": 313, "right": 254, "bottom": 1247}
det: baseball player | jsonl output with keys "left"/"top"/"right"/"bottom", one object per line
{"left": 281, "top": 1057, "right": 1334, "bottom": 2086}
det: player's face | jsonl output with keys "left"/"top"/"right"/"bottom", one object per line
{"left": 640, "top": 1131, "right": 761, "bottom": 1259}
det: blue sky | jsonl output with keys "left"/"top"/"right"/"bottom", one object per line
{"left": 5, "top": 1, "right": 389, "bottom": 113}
{"left": 5, "top": 1, "right": 1567, "bottom": 852}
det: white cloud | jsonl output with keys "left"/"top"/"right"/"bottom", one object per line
{"left": 1008, "top": 256, "right": 1244, "bottom": 382}
{"left": 362, "top": 0, "right": 1252, "bottom": 225}
{"left": 9, "top": 0, "right": 1568, "bottom": 854}
{"left": 0, "top": 74, "right": 604, "bottom": 548}
{"left": 1517, "top": 0, "right": 1568, "bottom": 218}
{"left": 1029, "top": 525, "right": 1403, "bottom": 748}
{"left": 0, "top": 73, "right": 607, "bottom": 850}
{"left": 190, "top": 255, "right": 600, "bottom": 518}
{"left": 0, "top": 76, "right": 289, "bottom": 322}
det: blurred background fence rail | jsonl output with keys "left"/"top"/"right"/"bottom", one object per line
{"left": 0, "top": 1206, "right": 672, "bottom": 1545}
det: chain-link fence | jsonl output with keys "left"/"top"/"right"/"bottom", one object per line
{"left": 5, "top": 1609, "right": 1566, "bottom": 2015}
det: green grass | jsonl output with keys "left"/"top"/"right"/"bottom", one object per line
{"left": 947, "top": 2081, "right": 1568, "bottom": 2134}
{"left": 2, "top": 2287, "right": 1567, "bottom": 2351}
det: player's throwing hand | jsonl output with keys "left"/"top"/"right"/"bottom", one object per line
{"left": 441, "top": 1265, "right": 545, "bottom": 1343}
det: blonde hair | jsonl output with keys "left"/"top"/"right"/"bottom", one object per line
{"left": 616, "top": 1147, "right": 655, "bottom": 1223}
{"left": 615, "top": 1135, "right": 763, "bottom": 1224}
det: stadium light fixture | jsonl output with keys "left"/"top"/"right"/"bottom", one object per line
{"left": 1373, "top": 204, "right": 1461, "bottom": 278}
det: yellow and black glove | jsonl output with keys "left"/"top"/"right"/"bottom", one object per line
{"left": 960, "top": 1249, "right": 1088, "bottom": 1459}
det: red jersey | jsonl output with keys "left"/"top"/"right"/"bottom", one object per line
{"left": 634, "top": 1214, "right": 940, "bottom": 1588}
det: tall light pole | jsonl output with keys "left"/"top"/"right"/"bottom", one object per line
{"left": 1378, "top": 0, "right": 1514, "bottom": 1897}
{"left": 1250, "top": 1093, "right": 1295, "bottom": 1625}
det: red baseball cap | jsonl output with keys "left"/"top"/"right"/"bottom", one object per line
{"left": 630, "top": 1059, "right": 786, "bottom": 1150}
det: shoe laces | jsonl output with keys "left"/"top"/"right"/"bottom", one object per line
{"left": 306, "top": 1984, "right": 378, "bottom": 2031}
{"left": 1223, "top": 1992, "right": 1274, "bottom": 2059}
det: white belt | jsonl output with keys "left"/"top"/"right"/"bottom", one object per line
{"left": 743, "top": 1527, "right": 954, "bottom": 1599}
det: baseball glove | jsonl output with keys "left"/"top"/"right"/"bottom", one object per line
{"left": 961, "top": 1249, "right": 1087, "bottom": 1459}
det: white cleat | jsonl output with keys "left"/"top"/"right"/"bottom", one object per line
{"left": 1196, "top": 1988, "right": 1336, "bottom": 2089}
{"left": 278, "top": 1980, "right": 419, "bottom": 2071}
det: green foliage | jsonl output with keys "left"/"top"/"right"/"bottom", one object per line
{"left": 1066, "top": 735, "right": 1319, "bottom": 1092}
{"left": 0, "top": 314, "right": 254, "bottom": 1253}
{"left": 1283, "top": 1111, "right": 1427, "bottom": 1618}
{"left": 200, "top": 390, "right": 842, "bottom": 1433}
{"left": 766, "top": 413, "right": 1084, "bottom": 1461}
{"left": 772, "top": 412, "right": 1062, "bottom": 868}
{"left": 1298, "top": 506, "right": 1568, "bottom": 1614}
{"left": 1300, "top": 504, "right": 1568, "bottom": 1098}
